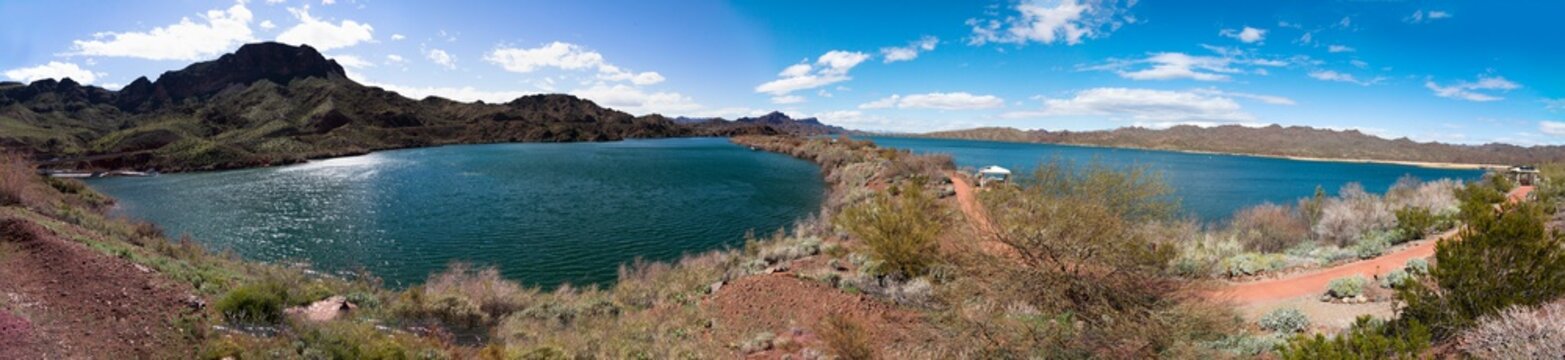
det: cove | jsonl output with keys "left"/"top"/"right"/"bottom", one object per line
{"left": 86, "top": 138, "right": 824, "bottom": 287}
{"left": 869, "top": 136, "right": 1485, "bottom": 222}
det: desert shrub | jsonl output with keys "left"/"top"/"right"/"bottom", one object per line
{"left": 1404, "top": 258, "right": 1429, "bottom": 275}
{"left": 1202, "top": 333, "right": 1287, "bottom": 357}
{"left": 1386, "top": 177, "right": 1460, "bottom": 213}
{"left": 1259, "top": 307, "right": 1310, "bottom": 333}
{"left": 1459, "top": 300, "right": 1565, "bottom": 359}
{"left": 1169, "top": 223, "right": 1245, "bottom": 277}
{"left": 1394, "top": 207, "right": 1435, "bottom": 241}
{"left": 1299, "top": 185, "right": 1328, "bottom": 227}
{"left": 400, "top": 263, "right": 535, "bottom": 328}
{"left": 1352, "top": 231, "right": 1393, "bottom": 259}
{"left": 1284, "top": 241, "right": 1356, "bottom": 265}
{"left": 835, "top": 180, "right": 943, "bottom": 278}
{"left": 1379, "top": 269, "right": 1409, "bottom": 289}
{"left": 1220, "top": 253, "right": 1288, "bottom": 277}
{"left": 1230, "top": 203, "right": 1310, "bottom": 252}
{"left": 818, "top": 314, "right": 874, "bottom": 360}
{"left": 1277, "top": 316, "right": 1431, "bottom": 360}
{"left": 0, "top": 152, "right": 35, "bottom": 207}
{"left": 1326, "top": 276, "right": 1367, "bottom": 298}
{"left": 1397, "top": 201, "right": 1565, "bottom": 338}
{"left": 216, "top": 281, "right": 288, "bottom": 324}
{"left": 1313, "top": 183, "right": 1396, "bottom": 246}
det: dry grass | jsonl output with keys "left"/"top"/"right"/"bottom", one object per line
{"left": 1460, "top": 299, "right": 1565, "bottom": 359}
{"left": 0, "top": 152, "right": 37, "bottom": 207}
{"left": 818, "top": 314, "right": 876, "bottom": 360}
{"left": 1231, "top": 202, "right": 1310, "bottom": 252}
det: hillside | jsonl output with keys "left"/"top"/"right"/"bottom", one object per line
{"left": 0, "top": 42, "right": 837, "bottom": 172}
{"left": 926, "top": 125, "right": 1565, "bottom": 166}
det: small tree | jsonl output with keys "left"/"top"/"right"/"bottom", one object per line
{"left": 835, "top": 179, "right": 943, "bottom": 278}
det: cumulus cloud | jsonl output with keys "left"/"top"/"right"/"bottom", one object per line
{"left": 859, "top": 92, "right": 1004, "bottom": 110}
{"left": 328, "top": 54, "right": 373, "bottom": 69}
{"left": 1426, "top": 75, "right": 1520, "bottom": 102}
{"left": 4, "top": 62, "right": 102, "bottom": 84}
{"left": 1001, "top": 88, "right": 1256, "bottom": 126}
{"left": 771, "top": 95, "right": 805, "bottom": 104}
{"left": 260, "top": 20, "right": 277, "bottom": 30}
{"left": 1327, "top": 44, "right": 1355, "bottom": 53}
{"left": 425, "top": 48, "right": 456, "bottom": 69}
{"left": 385, "top": 54, "right": 405, "bottom": 63}
{"left": 484, "top": 42, "right": 663, "bottom": 85}
{"left": 1190, "top": 88, "right": 1296, "bottom": 106}
{"left": 880, "top": 36, "right": 938, "bottom": 63}
{"left": 1086, "top": 52, "right": 1241, "bottom": 81}
{"left": 755, "top": 50, "right": 869, "bottom": 96}
{"left": 362, "top": 80, "right": 535, "bottom": 103}
{"left": 1220, "top": 26, "right": 1267, "bottom": 43}
{"left": 967, "top": 0, "right": 1135, "bottom": 46}
{"left": 275, "top": 6, "right": 374, "bottom": 51}
{"left": 1542, "top": 121, "right": 1565, "bottom": 136}
{"left": 1308, "top": 70, "right": 1381, "bottom": 86}
{"left": 390, "top": 34, "right": 405, "bottom": 41}
{"left": 69, "top": 1, "right": 255, "bottom": 61}
{"left": 569, "top": 83, "right": 701, "bottom": 115}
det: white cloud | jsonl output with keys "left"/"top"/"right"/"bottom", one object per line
{"left": 967, "top": 0, "right": 1134, "bottom": 46}
{"left": 859, "top": 92, "right": 1004, "bottom": 110}
{"left": 1426, "top": 75, "right": 1520, "bottom": 102}
{"left": 364, "top": 80, "right": 535, "bottom": 103}
{"left": 755, "top": 50, "right": 869, "bottom": 96}
{"left": 569, "top": 83, "right": 701, "bottom": 115}
{"left": 425, "top": 48, "right": 456, "bottom": 69}
{"left": 1002, "top": 88, "right": 1256, "bottom": 126}
{"left": 260, "top": 20, "right": 277, "bottom": 30}
{"left": 771, "top": 95, "right": 805, "bottom": 104}
{"left": 275, "top": 6, "right": 374, "bottom": 51}
{"left": 1190, "top": 88, "right": 1296, "bottom": 105}
{"left": 1220, "top": 26, "right": 1267, "bottom": 43}
{"left": 880, "top": 36, "right": 938, "bottom": 63}
{"left": 1327, "top": 44, "right": 1355, "bottom": 53}
{"left": 328, "top": 54, "right": 373, "bottom": 68}
{"left": 69, "top": 1, "right": 255, "bottom": 61}
{"left": 1406, "top": 10, "right": 1452, "bottom": 24}
{"left": 385, "top": 54, "right": 405, "bottom": 63}
{"left": 1308, "top": 70, "right": 1381, "bottom": 86}
{"left": 391, "top": 34, "right": 405, "bottom": 41}
{"left": 1542, "top": 121, "right": 1565, "bottom": 136}
{"left": 266, "top": 0, "right": 286, "bottom": 4}
{"left": 4, "top": 61, "right": 101, "bottom": 84}
{"left": 484, "top": 42, "right": 663, "bottom": 85}
{"left": 1088, "top": 52, "right": 1242, "bottom": 81}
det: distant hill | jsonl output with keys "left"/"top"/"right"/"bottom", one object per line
{"left": 925, "top": 125, "right": 1565, "bottom": 166}
{"left": 0, "top": 42, "right": 833, "bottom": 171}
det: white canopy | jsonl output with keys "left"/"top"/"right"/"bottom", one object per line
{"left": 978, "top": 165, "right": 1012, "bottom": 175}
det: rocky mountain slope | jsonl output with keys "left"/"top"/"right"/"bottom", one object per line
{"left": 0, "top": 42, "right": 837, "bottom": 171}
{"left": 926, "top": 125, "right": 1565, "bottom": 166}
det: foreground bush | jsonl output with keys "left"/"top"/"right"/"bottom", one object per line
{"left": 1459, "top": 300, "right": 1565, "bottom": 359}
{"left": 1278, "top": 316, "right": 1430, "bottom": 359}
{"left": 1313, "top": 183, "right": 1395, "bottom": 246}
{"left": 0, "top": 152, "right": 35, "bottom": 207}
{"left": 1231, "top": 203, "right": 1310, "bottom": 252}
{"left": 835, "top": 180, "right": 943, "bottom": 278}
{"left": 216, "top": 281, "right": 288, "bottom": 324}
{"left": 1326, "top": 276, "right": 1367, "bottom": 298}
{"left": 1259, "top": 307, "right": 1310, "bottom": 333}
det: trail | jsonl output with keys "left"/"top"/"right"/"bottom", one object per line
{"left": 1217, "top": 185, "right": 1536, "bottom": 303}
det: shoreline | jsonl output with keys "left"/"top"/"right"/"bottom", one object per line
{"left": 901, "top": 134, "right": 1503, "bottom": 171}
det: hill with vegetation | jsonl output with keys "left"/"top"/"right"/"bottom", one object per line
{"left": 0, "top": 42, "right": 840, "bottom": 172}
{"left": 925, "top": 125, "right": 1565, "bottom": 166}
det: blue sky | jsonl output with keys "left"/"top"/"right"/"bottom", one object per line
{"left": 2, "top": 0, "right": 1562, "bottom": 145}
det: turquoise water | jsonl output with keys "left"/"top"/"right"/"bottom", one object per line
{"left": 869, "top": 136, "right": 1485, "bottom": 222}
{"left": 87, "top": 138, "right": 824, "bottom": 287}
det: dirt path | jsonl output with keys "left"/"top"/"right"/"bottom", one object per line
{"left": 947, "top": 172, "right": 994, "bottom": 237}
{"left": 0, "top": 217, "right": 200, "bottom": 359}
{"left": 1212, "top": 229, "right": 1449, "bottom": 303}
{"left": 705, "top": 274, "right": 936, "bottom": 358}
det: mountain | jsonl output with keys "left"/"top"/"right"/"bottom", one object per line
{"left": 733, "top": 111, "right": 846, "bottom": 136}
{"left": 0, "top": 42, "right": 826, "bottom": 171}
{"left": 926, "top": 125, "right": 1565, "bottom": 166}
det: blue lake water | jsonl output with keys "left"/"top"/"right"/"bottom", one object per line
{"left": 87, "top": 138, "right": 824, "bottom": 287}
{"left": 869, "top": 136, "right": 1485, "bottom": 222}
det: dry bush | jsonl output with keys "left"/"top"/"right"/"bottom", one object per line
{"left": 403, "top": 263, "right": 536, "bottom": 328}
{"left": 1459, "top": 300, "right": 1565, "bottom": 359}
{"left": 1387, "top": 177, "right": 1460, "bottom": 213}
{"left": 1313, "top": 183, "right": 1396, "bottom": 246}
{"left": 835, "top": 180, "right": 943, "bottom": 278}
{"left": 818, "top": 314, "right": 875, "bottom": 360}
{"left": 0, "top": 152, "right": 37, "bottom": 207}
{"left": 1230, "top": 203, "right": 1310, "bottom": 252}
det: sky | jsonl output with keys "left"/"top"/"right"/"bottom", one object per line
{"left": 2, "top": 0, "right": 1563, "bottom": 145}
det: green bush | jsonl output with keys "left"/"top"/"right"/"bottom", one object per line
{"left": 835, "top": 180, "right": 943, "bottom": 278}
{"left": 1259, "top": 307, "right": 1310, "bottom": 333}
{"left": 1221, "top": 253, "right": 1288, "bottom": 277}
{"left": 1398, "top": 201, "right": 1565, "bottom": 337}
{"left": 1405, "top": 258, "right": 1429, "bottom": 275}
{"left": 215, "top": 282, "right": 288, "bottom": 324}
{"left": 1277, "top": 316, "right": 1431, "bottom": 359}
{"left": 1327, "top": 276, "right": 1367, "bottom": 298}
{"left": 1379, "top": 269, "right": 1409, "bottom": 289}
{"left": 1352, "top": 231, "right": 1392, "bottom": 259}
{"left": 1394, "top": 207, "right": 1435, "bottom": 242}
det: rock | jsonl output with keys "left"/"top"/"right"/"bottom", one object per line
{"left": 284, "top": 295, "right": 357, "bottom": 322}
{"left": 709, "top": 281, "right": 725, "bottom": 294}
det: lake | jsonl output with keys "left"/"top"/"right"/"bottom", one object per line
{"left": 88, "top": 138, "right": 824, "bottom": 287}
{"left": 868, "top": 136, "right": 1485, "bottom": 221}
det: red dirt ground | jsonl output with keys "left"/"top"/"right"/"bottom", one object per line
{"left": 0, "top": 217, "right": 200, "bottom": 359}
{"left": 705, "top": 274, "right": 936, "bottom": 358}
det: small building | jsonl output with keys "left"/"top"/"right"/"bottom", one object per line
{"left": 1508, "top": 165, "right": 1541, "bottom": 187}
{"left": 977, "top": 165, "right": 1011, "bottom": 187}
